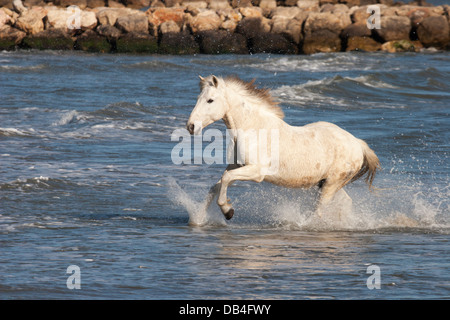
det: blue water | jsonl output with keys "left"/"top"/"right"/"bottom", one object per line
{"left": 0, "top": 50, "right": 449, "bottom": 299}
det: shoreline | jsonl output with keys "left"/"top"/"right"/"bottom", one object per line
{"left": 1, "top": 1, "right": 449, "bottom": 54}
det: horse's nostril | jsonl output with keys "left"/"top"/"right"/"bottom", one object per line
{"left": 188, "top": 123, "right": 195, "bottom": 134}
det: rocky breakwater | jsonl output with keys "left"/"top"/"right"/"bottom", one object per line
{"left": 0, "top": 0, "right": 449, "bottom": 54}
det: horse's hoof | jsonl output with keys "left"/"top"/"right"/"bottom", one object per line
{"left": 224, "top": 208, "right": 234, "bottom": 220}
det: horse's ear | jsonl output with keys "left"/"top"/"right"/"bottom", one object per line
{"left": 198, "top": 75, "right": 205, "bottom": 81}
{"left": 212, "top": 75, "right": 218, "bottom": 88}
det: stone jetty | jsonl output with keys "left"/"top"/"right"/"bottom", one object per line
{"left": 0, "top": 0, "right": 449, "bottom": 54}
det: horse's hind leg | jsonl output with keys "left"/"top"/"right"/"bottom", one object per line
{"left": 316, "top": 182, "right": 352, "bottom": 221}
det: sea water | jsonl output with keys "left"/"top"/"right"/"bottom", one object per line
{"left": 0, "top": 50, "right": 448, "bottom": 299}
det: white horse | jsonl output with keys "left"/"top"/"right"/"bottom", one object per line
{"left": 186, "top": 75, "right": 380, "bottom": 220}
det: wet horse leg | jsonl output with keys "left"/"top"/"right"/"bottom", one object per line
{"left": 217, "top": 165, "right": 264, "bottom": 220}
{"left": 204, "top": 164, "right": 240, "bottom": 212}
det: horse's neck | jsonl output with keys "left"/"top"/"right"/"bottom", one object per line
{"left": 223, "top": 92, "right": 271, "bottom": 131}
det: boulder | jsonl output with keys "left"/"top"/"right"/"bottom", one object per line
{"left": 197, "top": 30, "right": 248, "bottom": 54}
{"left": 86, "top": 0, "right": 106, "bottom": 8}
{"left": 46, "top": 7, "right": 97, "bottom": 31}
{"left": 259, "top": 0, "right": 276, "bottom": 10}
{"left": 146, "top": 7, "right": 185, "bottom": 36}
{"left": 159, "top": 20, "right": 181, "bottom": 34}
{"left": 296, "top": 0, "right": 319, "bottom": 12}
{"left": 123, "top": 0, "right": 151, "bottom": 9}
{"left": 236, "top": 17, "right": 270, "bottom": 39}
{"left": 416, "top": 15, "right": 449, "bottom": 48}
{"left": 0, "top": 8, "right": 14, "bottom": 29}
{"left": 374, "top": 16, "right": 411, "bottom": 42}
{"left": 239, "top": 7, "right": 262, "bottom": 18}
{"left": 250, "top": 32, "right": 297, "bottom": 54}
{"left": 302, "top": 29, "right": 341, "bottom": 54}
{"left": 303, "top": 12, "right": 351, "bottom": 35}
{"left": 56, "top": 0, "right": 88, "bottom": 10}
{"left": 346, "top": 36, "right": 381, "bottom": 51}
{"left": 187, "top": 10, "right": 222, "bottom": 33}
{"left": 158, "top": 31, "right": 199, "bottom": 54}
{"left": 0, "top": 25, "right": 26, "bottom": 50}
{"left": 22, "top": 28, "right": 74, "bottom": 50}
{"left": 76, "top": 29, "right": 111, "bottom": 52}
{"left": 381, "top": 39, "right": 422, "bottom": 53}
{"left": 96, "top": 24, "right": 122, "bottom": 39}
{"left": 96, "top": 8, "right": 132, "bottom": 26}
{"left": 115, "top": 13, "right": 149, "bottom": 34}
{"left": 116, "top": 32, "right": 158, "bottom": 53}
{"left": 15, "top": 6, "right": 46, "bottom": 35}
{"left": 340, "top": 22, "right": 371, "bottom": 39}
{"left": 230, "top": 0, "right": 252, "bottom": 8}
{"left": 217, "top": 8, "right": 242, "bottom": 32}
{"left": 209, "top": 0, "right": 231, "bottom": 10}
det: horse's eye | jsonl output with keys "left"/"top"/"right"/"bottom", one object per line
{"left": 207, "top": 99, "right": 214, "bottom": 104}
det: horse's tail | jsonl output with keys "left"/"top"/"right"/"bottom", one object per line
{"left": 351, "top": 139, "right": 381, "bottom": 190}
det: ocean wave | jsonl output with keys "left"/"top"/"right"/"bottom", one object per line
{"left": 246, "top": 54, "right": 377, "bottom": 73}
{"left": 272, "top": 75, "right": 403, "bottom": 108}
{"left": 0, "top": 176, "right": 79, "bottom": 191}
{"left": 122, "top": 60, "right": 189, "bottom": 70}
{"left": 0, "top": 127, "right": 35, "bottom": 137}
{"left": 0, "top": 64, "right": 47, "bottom": 72}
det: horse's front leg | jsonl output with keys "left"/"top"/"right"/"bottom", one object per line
{"left": 217, "top": 165, "right": 265, "bottom": 220}
{"left": 204, "top": 165, "right": 241, "bottom": 212}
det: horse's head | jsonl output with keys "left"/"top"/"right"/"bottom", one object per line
{"left": 187, "top": 75, "right": 227, "bottom": 135}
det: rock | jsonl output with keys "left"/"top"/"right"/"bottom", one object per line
{"left": 146, "top": 7, "right": 185, "bottom": 36}
{"left": 340, "top": 22, "right": 371, "bottom": 39}
{"left": 303, "top": 29, "right": 341, "bottom": 54}
{"left": 304, "top": 12, "right": 351, "bottom": 35}
{"left": 116, "top": 31, "right": 158, "bottom": 53}
{"left": 374, "top": 16, "right": 411, "bottom": 42}
{"left": 250, "top": 32, "right": 297, "bottom": 54}
{"left": 96, "top": 8, "right": 132, "bottom": 26}
{"left": 187, "top": 10, "right": 222, "bottom": 33}
{"left": 15, "top": 6, "right": 46, "bottom": 35}
{"left": 115, "top": 13, "right": 149, "bottom": 33}
{"left": 158, "top": 31, "right": 199, "bottom": 54}
{"left": 416, "top": 15, "right": 449, "bottom": 48}
{"left": 159, "top": 20, "right": 180, "bottom": 34}
{"left": 269, "top": 6, "right": 301, "bottom": 20}
{"left": 197, "top": 29, "right": 247, "bottom": 54}
{"left": 86, "top": 0, "right": 106, "bottom": 8}
{"left": 346, "top": 36, "right": 381, "bottom": 51}
{"left": 46, "top": 7, "right": 97, "bottom": 32}
{"left": 259, "top": 0, "right": 276, "bottom": 10}
{"left": 13, "top": 0, "right": 28, "bottom": 14}
{"left": 123, "top": 0, "right": 151, "bottom": 9}
{"left": 217, "top": 8, "right": 242, "bottom": 32}
{"left": 76, "top": 29, "right": 111, "bottom": 52}
{"left": 239, "top": 7, "right": 262, "bottom": 18}
{"left": 107, "top": 0, "right": 126, "bottom": 8}
{"left": 236, "top": 17, "right": 270, "bottom": 39}
{"left": 22, "top": 28, "right": 74, "bottom": 50}
{"left": 96, "top": 24, "right": 121, "bottom": 39}
{"left": 271, "top": 13, "right": 305, "bottom": 45}
{"left": 231, "top": 0, "right": 252, "bottom": 8}
{"left": 209, "top": 0, "right": 231, "bottom": 10}
{"left": 381, "top": 39, "right": 422, "bottom": 53}
{"left": 80, "top": 11, "right": 97, "bottom": 30}
{"left": 0, "top": 25, "right": 26, "bottom": 50}
{"left": 56, "top": 0, "right": 88, "bottom": 10}
{"left": 296, "top": 0, "right": 319, "bottom": 12}
{"left": 0, "top": 8, "right": 14, "bottom": 28}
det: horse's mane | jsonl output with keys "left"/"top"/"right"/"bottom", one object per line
{"left": 224, "top": 76, "right": 284, "bottom": 119}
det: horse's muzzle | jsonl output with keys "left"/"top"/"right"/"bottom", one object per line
{"left": 187, "top": 122, "right": 195, "bottom": 135}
